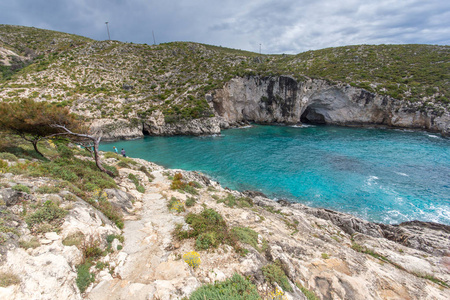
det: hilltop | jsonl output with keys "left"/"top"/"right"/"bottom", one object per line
{"left": 0, "top": 25, "right": 449, "bottom": 137}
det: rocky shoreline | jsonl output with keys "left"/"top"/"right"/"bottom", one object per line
{"left": 1, "top": 152, "right": 449, "bottom": 299}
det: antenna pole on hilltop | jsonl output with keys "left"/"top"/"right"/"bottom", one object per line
{"left": 152, "top": 31, "right": 156, "bottom": 45}
{"left": 259, "top": 43, "right": 262, "bottom": 55}
{"left": 105, "top": 22, "right": 111, "bottom": 40}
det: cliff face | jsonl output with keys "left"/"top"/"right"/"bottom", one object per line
{"left": 211, "top": 76, "right": 450, "bottom": 135}
{"left": 89, "top": 75, "right": 449, "bottom": 139}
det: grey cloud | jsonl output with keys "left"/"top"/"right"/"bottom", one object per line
{"left": 0, "top": 0, "right": 448, "bottom": 54}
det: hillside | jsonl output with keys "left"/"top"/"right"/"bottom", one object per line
{"left": 0, "top": 25, "right": 449, "bottom": 131}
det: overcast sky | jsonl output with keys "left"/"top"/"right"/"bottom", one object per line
{"left": 1, "top": 0, "right": 449, "bottom": 54}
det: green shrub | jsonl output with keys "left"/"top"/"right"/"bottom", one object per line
{"left": 296, "top": 284, "right": 320, "bottom": 300}
{"left": 175, "top": 208, "right": 239, "bottom": 251}
{"left": 262, "top": 261, "right": 292, "bottom": 292}
{"left": 57, "top": 144, "right": 74, "bottom": 158}
{"left": 136, "top": 185, "right": 145, "bottom": 193}
{"left": 0, "top": 152, "right": 18, "bottom": 161}
{"left": 0, "top": 159, "right": 8, "bottom": 170}
{"left": 185, "top": 197, "right": 197, "bottom": 207}
{"left": 217, "top": 194, "right": 253, "bottom": 208}
{"left": 117, "top": 161, "right": 130, "bottom": 168}
{"left": 76, "top": 262, "right": 95, "bottom": 293}
{"left": 232, "top": 227, "right": 260, "bottom": 251}
{"left": 167, "top": 197, "right": 185, "bottom": 213}
{"left": 12, "top": 184, "right": 30, "bottom": 193}
{"left": 189, "top": 273, "right": 260, "bottom": 300}
{"left": 25, "top": 200, "right": 67, "bottom": 228}
{"left": 37, "top": 185, "right": 61, "bottom": 194}
{"left": 196, "top": 232, "right": 220, "bottom": 250}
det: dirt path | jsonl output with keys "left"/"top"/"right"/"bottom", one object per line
{"left": 87, "top": 171, "right": 191, "bottom": 300}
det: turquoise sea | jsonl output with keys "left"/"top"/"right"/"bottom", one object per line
{"left": 100, "top": 125, "right": 450, "bottom": 225}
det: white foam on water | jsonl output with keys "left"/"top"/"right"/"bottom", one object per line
{"left": 394, "top": 171, "right": 409, "bottom": 177}
{"left": 290, "top": 124, "right": 315, "bottom": 128}
{"left": 427, "top": 134, "right": 439, "bottom": 138}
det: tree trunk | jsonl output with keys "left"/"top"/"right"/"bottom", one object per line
{"left": 32, "top": 140, "right": 45, "bottom": 158}
{"left": 93, "top": 136, "right": 114, "bottom": 177}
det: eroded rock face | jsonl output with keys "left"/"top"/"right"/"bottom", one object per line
{"left": 142, "top": 110, "right": 221, "bottom": 136}
{"left": 212, "top": 76, "right": 450, "bottom": 135}
{"left": 90, "top": 118, "right": 144, "bottom": 141}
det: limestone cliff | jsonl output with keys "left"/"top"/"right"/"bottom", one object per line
{"left": 90, "top": 76, "right": 449, "bottom": 139}
{"left": 211, "top": 76, "right": 450, "bottom": 135}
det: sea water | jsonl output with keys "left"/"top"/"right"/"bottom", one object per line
{"left": 100, "top": 125, "right": 450, "bottom": 225}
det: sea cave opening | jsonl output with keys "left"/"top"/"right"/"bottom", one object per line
{"left": 300, "top": 105, "right": 326, "bottom": 124}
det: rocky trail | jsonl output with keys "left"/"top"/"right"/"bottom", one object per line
{"left": 88, "top": 170, "right": 194, "bottom": 299}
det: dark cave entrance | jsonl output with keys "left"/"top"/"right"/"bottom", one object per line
{"left": 300, "top": 106, "right": 326, "bottom": 124}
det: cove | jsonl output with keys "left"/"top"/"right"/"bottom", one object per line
{"left": 100, "top": 125, "right": 450, "bottom": 225}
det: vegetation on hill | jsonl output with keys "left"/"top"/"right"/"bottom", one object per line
{"left": 0, "top": 25, "right": 448, "bottom": 123}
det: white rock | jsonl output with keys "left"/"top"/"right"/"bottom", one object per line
{"left": 44, "top": 232, "right": 60, "bottom": 241}
{"left": 40, "top": 239, "right": 52, "bottom": 245}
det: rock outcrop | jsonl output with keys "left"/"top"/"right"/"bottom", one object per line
{"left": 211, "top": 76, "right": 450, "bottom": 135}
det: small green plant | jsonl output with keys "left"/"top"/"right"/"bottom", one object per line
{"left": 168, "top": 197, "right": 185, "bottom": 213}
{"left": 128, "top": 173, "right": 145, "bottom": 193}
{"left": 183, "top": 251, "right": 201, "bottom": 268}
{"left": 0, "top": 271, "right": 21, "bottom": 287}
{"left": 76, "top": 262, "right": 95, "bottom": 293}
{"left": 232, "top": 226, "right": 261, "bottom": 252}
{"left": 262, "top": 260, "right": 292, "bottom": 292}
{"left": 217, "top": 194, "right": 253, "bottom": 208}
{"left": 189, "top": 273, "right": 260, "bottom": 300}
{"left": 321, "top": 253, "right": 330, "bottom": 259}
{"left": 25, "top": 200, "right": 67, "bottom": 229}
{"left": 175, "top": 208, "right": 240, "bottom": 251}
{"left": 37, "top": 185, "right": 61, "bottom": 194}
{"left": 12, "top": 184, "right": 31, "bottom": 193}
{"left": 185, "top": 197, "right": 197, "bottom": 207}
{"left": 296, "top": 283, "right": 320, "bottom": 300}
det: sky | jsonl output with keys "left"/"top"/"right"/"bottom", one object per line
{"left": 1, "top": 0, "right": 449, "bottom": 54}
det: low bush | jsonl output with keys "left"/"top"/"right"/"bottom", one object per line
{"left": 217, "top": 194, "right": 253, "bottom": 208}
{"left": 167, "top": 197, "right": 185, "bottom": 213}
{"left": 262, "top": 260, "right": 292, "bottom": 292}
{"left": 25, "top": 200, "right": 67, "bottom": 229}
{"left": 185, "top": 197, "right": 197, "bottom": 207}
{"left": 170, "top": 173, "right": 199, "bottom": 195}
{"left": 189, "top": 273, "right": 260, "bottom": 300}
{"left": 183, "top": 251, "right": 201, "bottom": 268}
{"left": 175, "top": 208, "right": 239, "bottom": 251}
{"left": 76, "top": 262, "right": 95, "bottom": 293}
{"left": 37, "top": 185, "right": 61, "bottom": 194}
{"left": 232, "top": 227, "right": 260, "bottom": 252}
{"left": 12, "top": 184, "right": 31, "bottom": 193}
{"left": 296, "top": 283, "right": 320, "bottom": 300}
